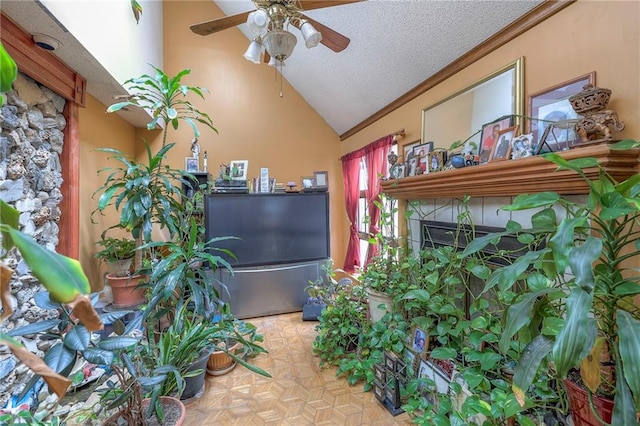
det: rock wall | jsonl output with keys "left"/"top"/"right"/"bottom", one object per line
{"left": 0, "top": 73, "right": 66, "bottom": 408}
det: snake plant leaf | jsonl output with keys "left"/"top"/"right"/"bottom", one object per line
{"left": 512, "top": 335, "right": 553, "bottom": 406}
{"left": 611, "top": 360, "right": 640, "bottom": 426}
{"left": 552, "top": 289, "right": 595, "bottom": 379}
{"left": 500, "top": 288, "right": 562, "bottom": 354}
{"left": 568, "top": 236, "right": 602, "bottom": 293}
{"left": 0, "top": 332, "right": 71, "bottom": 399}
{"left": 7, "top": 228, "right": 90, "bottom": 302}
{"left": 617, "top": 310, "right": 640, "bottom": 409}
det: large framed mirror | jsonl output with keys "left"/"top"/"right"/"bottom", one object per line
{"left": 421, "top": 57, "right": 524, "bottom": 153}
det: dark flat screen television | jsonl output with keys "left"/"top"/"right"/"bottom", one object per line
{"left": 204, "top": 192, "right": 330, "bottom": 268}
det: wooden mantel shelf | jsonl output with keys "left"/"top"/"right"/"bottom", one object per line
{"left": 381, "top": 143, "right": 639, "bottom": 200}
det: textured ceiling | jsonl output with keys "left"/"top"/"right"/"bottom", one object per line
{"left": 2, "top": 0, "right": 543, "bottom": 136}
{"left": 212, "top": 0, "right": 542, "bottom": 136}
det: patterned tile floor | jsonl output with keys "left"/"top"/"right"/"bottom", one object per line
{"left": 183, "top": 312, "right": 411, "bottom": 425}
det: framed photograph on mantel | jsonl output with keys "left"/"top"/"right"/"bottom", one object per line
{"left": 528, "top": 72, "right": 595, "bottom": 151}
{"left": 229, "top": 160, "right": 248, "bottom": 181}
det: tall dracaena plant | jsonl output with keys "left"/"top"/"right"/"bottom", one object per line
{"left": 95, "top": 66, "right": 217, "bottom": 270}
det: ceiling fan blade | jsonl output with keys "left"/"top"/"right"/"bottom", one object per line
{"left": 298, "top": 15, "right": 350, "bottom": 52}
{"left": 298, "top": 0, "right": 365, "bottom": 11}
{"left": 190, "top": 11, "right": 252, "bottom": 36}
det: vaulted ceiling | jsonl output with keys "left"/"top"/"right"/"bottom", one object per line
{"left": 2, "top": 0, "right": 544, "bottom": 137}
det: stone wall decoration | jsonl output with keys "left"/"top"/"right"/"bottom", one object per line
{"left": 0, "top": 72, "right": 67, "bottom": 408}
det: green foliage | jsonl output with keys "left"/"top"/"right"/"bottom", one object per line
{"left": 0, "top": 41, "right": 18, "bottom": 106}
{"left": 95, "top": 236, "right": 137, "bottom": 262}
{"left": 462, "top": 141, "right": 640, "bottom": 424}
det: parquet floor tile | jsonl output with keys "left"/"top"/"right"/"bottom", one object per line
{"left": 183, "top": 312, "right": 411, "bottom": 425}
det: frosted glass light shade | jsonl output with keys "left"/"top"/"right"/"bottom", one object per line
{"left": 300, "top": 21, "right": 322, "bottom": 49}
{"left": 263, "top": 29, "right": 297, "bottom": 61}
{"left": 243, "top": 39, "right": 263, "bottom": 64}
{"left": 247, "top": 9, "right": 269, "bottom": 35}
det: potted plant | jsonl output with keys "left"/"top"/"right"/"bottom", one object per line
{"left": 95, "top": 235, "right": 136, "bottom": 274}
{"left": 464, "top": 141, "right": 640, "bottom": 425}
{"left": 93, "top": 65, "right": 217, "bottom": 273}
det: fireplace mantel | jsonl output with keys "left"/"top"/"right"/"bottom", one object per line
{"left": 381, "top": 143, "right": 639, "bottom": 200}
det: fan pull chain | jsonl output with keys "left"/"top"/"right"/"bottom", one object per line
{"left": 279, "top": 60, "right": 284, "bottom": 98}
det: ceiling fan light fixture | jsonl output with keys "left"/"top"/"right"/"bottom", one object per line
{"left": 247, "top": 9, "right": 269, "bottom": 35}
{"left": 263, "top": 29, "right": 297, "bottom": 61}
{"left": 243, "top": 37, "right": 263, "bottom": 64}
{"left": 300, "top": 21, "right": 322, "bottom": 49}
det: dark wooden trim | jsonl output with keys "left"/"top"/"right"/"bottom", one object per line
{"left": 381, "top": 144, "right": 639, "bottom": 200}
{"left": 340, "top": 0, "right": 576, "bottom": 141}
{"left": 59, "top": 102, "right": 80, "bottom": 259}
{"left": 2, "top": 12, "right": 83, "bottom": 258}
{"left": 1, "top": 13, "right": 86, "bottom": 106}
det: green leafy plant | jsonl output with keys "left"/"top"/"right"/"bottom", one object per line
{"left": 95, "top": 236, "right": 136, "bottom": 263}
{"left": 462, "top": 140, "right": 640, "bottom": 424}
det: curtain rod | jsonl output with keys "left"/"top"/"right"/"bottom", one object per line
{"left": 392, "top": 128, "right": 406, "bottom": 141}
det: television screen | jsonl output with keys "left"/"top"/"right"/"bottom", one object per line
{"left": 204, "top": 192, "right": 330, "bottom": 267}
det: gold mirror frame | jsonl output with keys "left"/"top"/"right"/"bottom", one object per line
{"left": 421, "top": 57, "right": 524, "bottom": 151}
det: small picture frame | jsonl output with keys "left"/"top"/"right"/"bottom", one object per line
{"left": 510, "top": 133, "right": 535, "bottom": 159}
{"left": 404, "top": 349, "right": 418, "bottom": 377}
{"left": 417, "top": 360, "right": 451, "bottom": 394}
{"left": 374, "top": 363, "right": 386, "bottom": 383}
{"left": 301, "top": 176, "right": 315, "bottom": 189}
{"left": 412, "top": 141, "right": 433, "bottom": 175}
{"left": 406, "top": 155, "right": 420, "bottom": 177}
{"left": 313, "top": 171, "right": 328, "bottom": 188}
{"left": 489, "top": 125, "right": 519, "bottom": 162}
{"left": 374, "top": 380, "right": 386, "bottom": 403}
{"left": 403, "top": 140, "right": 420, "bottom": 163}
{"left": 185, "top": 157, "right": 199, "bottom": 172}
{"left": 428, "top": 150, "right": 447, "bottom": 173}
{"left": 384, "top": 351, "right": 399, "bottom": 372}
{"left": 479, "top": 115, "right": 514, "bottom": 164}
{"left": 389, "top": 163, "right": 406, "bottom": 179}
{"left": 411, "top": 327, "right": 428, "bottom": 357}
{"left": 229, "top": 160, "right": 248, "bottom": 181}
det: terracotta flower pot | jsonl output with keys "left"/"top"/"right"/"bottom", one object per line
{"left": 564, "top": 378, "right": 613, "bottom": 426}
{"left": 207, "top": 341, "right": 242, "bottom": 376}
{"left": 104, "top": 396, "right": 185, "bottom": 426}
{"left": 106, "top": 273, "right": 147, "bottom": 308}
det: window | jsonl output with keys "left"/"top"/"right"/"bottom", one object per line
{"left": 356, "top": 144, "right": 399, "bottom": 267}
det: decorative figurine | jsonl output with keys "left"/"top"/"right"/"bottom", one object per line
{"left": 203, "top": 151, "right": 208, "bottom": 172}
{"left": 569, "top": 84, "right": 625, "bottom": 142}
{"left": 191, "top": 138, "right": 201, "bottom": 163}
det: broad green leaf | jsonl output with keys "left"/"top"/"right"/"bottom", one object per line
{"left": 82, "top": 348, "right": 114, "bottom": 365}
{"left": 461, "top": 231, "right": 508, "bottom": 257}
{"left": 541, "top": 317, "right": 564, "bottom": 336}
{"left": 98, "top": 336, "right": 140, "bottom": 351}
{"left": 430, "top": 347, "right": 457, "bottom": 360}
{"left": 600, "top": 191, "right": 635, "bottom": 220}
{"left": 548, "top": 217, "right": 587, "bottom": 272}
{"left": 44, "top": 342, "right": 76, "bottom": 375}
{"left": 503, "top": 192, "right": 560, "bottom": 211}
{"left": 617, "top": 310, "right": 640, "bottom": 409}
{"left": 63, "top": 326, "right": 90, "bottom": 351}
{"left": 0, "top": 200, "right": 19, "bottom": 251}
{"left": 500, "top": 288, "right": 561, "bottom": 353}
{"left": 512, "top": 335, "right": 553, "bottom": 407}
{"left": 7, "top": 228, "right": 90, "bottom": 302}
{"left": 552, "top": 289, "right": 595, "bottom": 379}
{"left": 8, "top": 319, "right": 60, "bottom": 336}
{"left": 531, "top": 207, "right": 557, "bottom": 230}
{"left": 611, "top": 360, "right": 640, "bottom": 426}
{"left": 568, "top": 236, "right": 602, "bottom": 293}
{"left": 610, "top": 139, "right": 640, "bottom": 150}
{"left": 613, "top": 281, "right": 640, "bottom": 296}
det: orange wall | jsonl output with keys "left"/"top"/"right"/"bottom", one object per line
{"left": 343, "top": 0, "right": 639, "bottom": 152}
{"left": 341, "top": 0, "right": 640, "bottom": 238}
{"left": 79, "top": 95, "right": 137, "bottom": 290}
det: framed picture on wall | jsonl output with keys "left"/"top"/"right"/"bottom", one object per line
{"left": 313, "top": 171, "right": 328, "bottom": 188}
{"left": 528, "top": 72, "right": 595, "bottom": 150}
{"left": 403, "top": 140, "right": 421, "bottom": 163}
{"left": 185, "top": 157, "right": 199, "bottom": 172}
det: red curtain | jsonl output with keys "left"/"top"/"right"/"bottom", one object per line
{"left": 340, "top": 134, "right": 394, "bottom": 272}
{"left": 341, "top": 151, "right": 362, "bottom": 273}
{"left": 364, "top": 135, "right": 393, "bottom": 265}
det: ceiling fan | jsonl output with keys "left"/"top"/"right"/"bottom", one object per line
{"left": 190, "top": 0, "right": 364, "bottom": 65}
